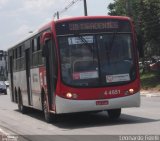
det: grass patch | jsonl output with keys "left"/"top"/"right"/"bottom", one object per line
{"left": 140, "top": 71, "right": 160, "bottom": 90}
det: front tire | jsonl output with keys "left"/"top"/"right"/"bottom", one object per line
{"left": 107, "top": 109, "right": 121, "bottom": 120}
{"left": 43, "top": 96, "right": 53, "bottom": 123}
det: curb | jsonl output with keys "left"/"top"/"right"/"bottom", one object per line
{"left": 0, "top": 128, "right": 8, "bottom": 141}
{"left": 140, "top": 90, "right": 160, "bottom": 97}
{"left": 141, "top": 93, "right": 160, "bottom": 97}
{"left": 141, "top": 94, "right": 160, "bottom": 97}
{"left": 0, "top": 128, "right": 18, "bottom": 141}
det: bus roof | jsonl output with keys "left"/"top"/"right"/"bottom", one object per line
{"left": 8, "top": 16, "right": 131, "bottom": 51}
{"left": 55, "top": 16, "right": 131, "bottom": 23}
{"left": 39, "top": 16, "right": 131, "bottom": 32}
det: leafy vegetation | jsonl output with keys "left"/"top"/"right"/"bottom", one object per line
{"left": 107, "top": 0, "right": 160, "bottom": 59}
{"left": 140, "top": 72, "right": 160, "bottom": 90}
{"left": 107, "top": 0, "right": 160, "bottom": 91}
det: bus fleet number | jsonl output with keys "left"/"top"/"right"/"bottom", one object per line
{"left": 104, "top": 90, "right": 120, "bottom": 95}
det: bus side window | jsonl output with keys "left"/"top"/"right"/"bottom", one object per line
{"left": 31, "top": 36, "right": 43, "bottom": 67}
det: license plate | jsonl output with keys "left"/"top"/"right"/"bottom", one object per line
{"left": 96, "top": 100, "right": 109, "bottom": 105}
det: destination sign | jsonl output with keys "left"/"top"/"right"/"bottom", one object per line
{"left": 56, "top": 19, "right": 131, "bottom": 35}
{"left": 69, "top": 22, "right": 119, "bottom": 31}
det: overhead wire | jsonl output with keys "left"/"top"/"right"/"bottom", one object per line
{"left": 53, "top": 0, "right": 82, "bottom": 19}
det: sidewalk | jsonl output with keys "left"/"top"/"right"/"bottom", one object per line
{"left": 0, "top": 128, "right": 18, "bottom": 141}
{"left": 0, "top": 128, "right": 9, "bottom": 141}
{"left": 141, "top": 90, "right": 160, "bottom": 97}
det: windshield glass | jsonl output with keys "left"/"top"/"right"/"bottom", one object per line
{"left": 59, "top": 34, "right": 135, "bottom": 87}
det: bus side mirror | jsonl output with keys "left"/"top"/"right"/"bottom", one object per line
{"left": 41, "top": 32, "right": 52, "bottom": 57}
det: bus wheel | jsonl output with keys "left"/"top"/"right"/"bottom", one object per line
{"left": 18, "top": 91, "right": 27, "bottom": 114}
{"left": 43, "top": 97, "right": 53, "bottom": 123}
{"left": 107, "top": 109, "right": 121, "bottom": 120}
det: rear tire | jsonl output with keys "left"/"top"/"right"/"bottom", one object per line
{"left": 107, "top": 109, "right": 121, "bottom": 120}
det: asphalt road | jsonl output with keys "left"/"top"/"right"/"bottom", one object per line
{"left": 0, "top": 89, "right": 160, "bottom": 141}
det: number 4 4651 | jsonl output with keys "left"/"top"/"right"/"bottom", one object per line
{"left": 104, "top": 90, "right": 120, "bottom": 95}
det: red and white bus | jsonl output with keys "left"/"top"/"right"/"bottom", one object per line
{"left": 8, "top": 16, "right": 140, "bottom": 122}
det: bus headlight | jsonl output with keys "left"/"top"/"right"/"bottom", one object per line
{"left": 66, "top": 93, "right": 72, "bottom": 98}
{"left": 125, "top": 89, "right": 134, "bottom": 95}
{"left": 129, "top": 89, "right": 134, "bottom": 94}
{"left": 66, "top": 93, "right": 78, "bottom": 99}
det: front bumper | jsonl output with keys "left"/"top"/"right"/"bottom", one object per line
{"left": 55, "top": 92, "right": 140, "bottom": 114}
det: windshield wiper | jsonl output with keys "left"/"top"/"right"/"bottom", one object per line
{"left": 105, "top": 30, "right": 118, "bottom": 65}
{"left": 77, "top": 35, "right": 95, "bottom": 63}
{"left": 110, "top": 30, "right": 117, "bottom": 49}
{"left": 78, "top": 36, "right": 88, "bottom": 45}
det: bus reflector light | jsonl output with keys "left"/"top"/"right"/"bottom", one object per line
{"left": 72, "top": 93, "right": 78, "bottom": 99}
{"left": 124, "top": 91, "right": 129, "bottom": 95}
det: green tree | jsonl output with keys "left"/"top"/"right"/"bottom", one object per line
{"left": 107, "top": 0, "right": 160, "bottom": 59}
{"left": 108, "top": 0, "right": 126, "bottom": 16}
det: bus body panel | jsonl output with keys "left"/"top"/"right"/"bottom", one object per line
{"left": 13, "top": 71, "right": 28, "bottom": 105}
{"left": 58, "top": 79, "right": 140, "bottom": 100}
{"left": 30, "top": 67, "right": 43, "bottom": 110}
{"left": 55, "top": 92, "right": 140, "bottom": 114}
{"left": 11, "top": 68, "right": 44, "bottom": 110}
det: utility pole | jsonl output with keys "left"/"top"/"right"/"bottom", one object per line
{"left": 56, "top": 11, "right": 59, "bottom": 19}
{"left": 83, "top": 0, "right": 88, "bottom": 16}
{"left": 53, "top": 11, "right": 59, "bottom": 20}
{"left": 53, "top": 0, "right": 87, "bottom": 19}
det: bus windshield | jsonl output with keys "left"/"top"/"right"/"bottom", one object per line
{"left": 59, "top": 33, "right": 136, "bottom": 87}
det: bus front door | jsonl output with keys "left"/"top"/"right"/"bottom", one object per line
{"left": 45, "top": 40, "right": 56, "bottom": 111}
{"left": 25, "top": 49, "right": 33, "bottom": 106}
